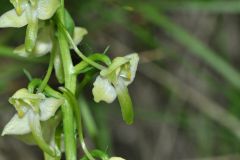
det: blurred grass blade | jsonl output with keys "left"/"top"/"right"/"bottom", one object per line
{"left": 138, "top": 4, "right": 240, "bottom": 90}
{"left": 157, "top": 1, "right": 240, "bottom": 14}
{"left": 140, "top": 63, "right": 240, "bottom": 139}
{"left": 79, "top": 96, "right": 98, "bottom": 139}
{"left": 0, "top": 45, "right": 47, "bottom": 63}
{"left": 23, "top": 69, "right": 33, "bottom": 81}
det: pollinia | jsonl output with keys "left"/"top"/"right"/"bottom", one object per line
{"left": 0, "top": 0, "right": 139, "bottom": 160}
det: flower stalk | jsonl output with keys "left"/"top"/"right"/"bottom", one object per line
{"left": 56, "top": 0, "right": 77, "bottom": 159}
{"left": 0, "top": 0, "right": 139, "bottom": 159}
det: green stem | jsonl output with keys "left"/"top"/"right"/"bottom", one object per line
{"left": 57, "top": 22, "right": 106, "bottom": 71}
{"left": 44, "top": 152, "right": 60, "bottom": 160}
{"left": 27, "top": 79, "right": 62, "bottom": 98}
{"left": 57, "top": 0, "right": 77, "bottom": 160}
{"left": 38, "top": 41, "right": 56, "bottom": 93}
{"left": 61, "top": 101, "right": 77, "bottom": 160}
{"left": 60, "top": 88, "right": 94, "bottom": 160}
{"left": 80, "top": 150, "right": 109, "bottom": 160}
{"left": 58, "top": 21, "right": 76, "bottom": 92}
{"left": 79, "top": 96, "right": 97, "bottom": 139}
{"left": 44, "top": 86, "right": 63, "bottom": 99}
{"left": 74, "top": 53, "right": 111, "bottom": 74}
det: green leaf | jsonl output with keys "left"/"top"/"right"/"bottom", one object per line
{"left": 115, "top": 79, "right": 134, "bottom": 125}
{"left": 0, "top": 9, "right": 28, "bottom": 28}
{"left": 64, "top": 9, "right": 75, "bottom": 36}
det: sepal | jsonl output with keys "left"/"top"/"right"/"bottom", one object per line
{"left": 2, "top": 113, "right": 30, "bottom": 135}
{"left": 37, "top": 0, "right": 60, "bottom": 20}
{"left": 0, "top": 9, "right": 28, "bottom": 28}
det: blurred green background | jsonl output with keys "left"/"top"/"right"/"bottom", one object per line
{"left": 1, "top": 0, "right": 240, "bottom": 159}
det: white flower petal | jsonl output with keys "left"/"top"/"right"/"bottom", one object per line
{"left": 2, "top": 113, "right": 31, "bottom": 136}
{"left": 14, "top": 45, "right": 30, "bottom": 57}
{"left": 33, "top": 26, "right": 53, "bottom": 56}
{"left": 34, "top": 25, "right": 53, "bottom": 55}
{"left": 33, "top": 40, "right": 52, "bottom": 56}
{"left": 10, "top": 88, "right": 45, "bottom": 100}
{"left": 39, "top": 98, "right": 63, "bottom": 121}
{"left": 14, "top": 41, "right": 51, "bottom": 57}
{"left": 0, "top": 9, "right": 27, "bottom": 28}
{"left": 14, "top": 26, "right": 53, "bottom": 57}
{"left": 123, "top": 53, "right": 139, "bottom": 85}
{"left": 37, "top": 0, "right": 60, "bottom": 20}
{"left": 54, "top": 51, "right": 65, "bottom": 84}
{"left": 92, "top": 76, "right": 117, "bottom": 103}
{"left": 109, "top": 157, "right": 126, "bottom": 160}
{"left": 73, "top": 27, "right": 88, "bottom": 46}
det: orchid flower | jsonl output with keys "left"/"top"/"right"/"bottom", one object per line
{"left": 14, "top": 25, "right": 87, "bottom": 83}
{"left": 92, "top": 53, "right": 139, "bottom": 124}
{"left": 2, "top": 88, "right": 63, "bottom": 157}
{"left": 0, "top": 0, "right": 60, "bottom": 52}
{"left": 14, "top": 25, "right": 88, "bottom": 57}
